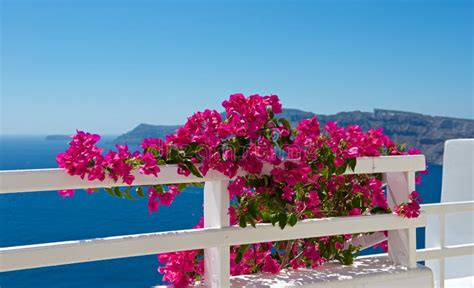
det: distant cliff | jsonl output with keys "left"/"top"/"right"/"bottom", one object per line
{"left": 115, "top": 109, "right": 474, "bottom": 164}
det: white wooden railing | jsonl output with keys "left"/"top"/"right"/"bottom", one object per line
{"left": 0, "top": 155, "right": 470, "bottom": 287}
{"left": 418, "top": 201, "right": 474, "bottom": 288}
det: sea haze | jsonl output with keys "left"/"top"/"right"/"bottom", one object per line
{"left": 0, "top": 136, "right": 441, "bottom": 287}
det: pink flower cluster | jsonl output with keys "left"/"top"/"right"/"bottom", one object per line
{"left": 394, "top": 191, "right": 422, "bottom": 218}
{"left": 166, "top": 94, "right": 283, "bottom": 178}
{"left": 56, "top": 130, "right": 105, "bottom": 181}
{"left": 147, "top": 185, "right": 181, "bottom": 214}
{"left": 57, "top": 93, "right": 425, "bottom": 287}
{"left": 57, "top": 132, "right": 143, "bottom": 195}
{"left": 157, "top": 218, "right": 204, "bottom": 288}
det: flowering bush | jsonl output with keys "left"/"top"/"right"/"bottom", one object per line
{"left": 57, "top": 94, "right": 423, "bottom": 287}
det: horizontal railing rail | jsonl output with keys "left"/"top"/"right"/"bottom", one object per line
{"left": 420, "top": 200, "right": 474, "bottom": 214}
{"left": 419, "top": 201, "right": 474, "bottom": 288}
{"left": 0, "top": 214, "right": 424, "bottom": 272}
{"left": 416, "top": 243, "right": 474, "bottom": 261}
{"left": 358, "top": 201, "right": 474, "bottom": 288}
{"left": 0, "top": 155, "right": 426, "bottom": 194}
{"left": 0, "top": 155, "right": 429, "bottom": 287}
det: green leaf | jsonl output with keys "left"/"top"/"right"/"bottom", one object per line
{"left": 288, "top": 213, "right": 298, "bottom": 226}
{"left": 136, "top": 186, "right": 145, "bottom": 197}
{"left": 340, "top": 249, "right": 355, "bottom": 265}
{"left": 154, "top": 185, "right": 164, "bottom": 193}
{"left": 177, "top": 183, "right": 188, "bottom": 191}
{"left": 348, "top": 158, "right": 357, "bottom": 171}
{"left": 239, "top": 214, "right": 247, "bottom": 228}
{"left": 113, "top": 187, "right": 123, "bottom": 198}
{"left": 370, "top": 207, "right": 389, "bottom": 214}
{"left": 168, "top": 148, "right": 178, "bottom": 160}
{"left": 184, "top": 142, "right": 200, "bottom": 157}
{"left": 235, "top": 244, "right": 250, "bottom": 264}
{"left": 183, "top": 159, "right": 202, "bottom": 178}
{"left": 352, "top": 194, "right": 363, "bottom": 209}
{"left": 235, "top": 250, "right": 243, "bottom": 264}
{"left": 328, "top": 165, "right": 336, "bottom": 177}
{"left": 267, "top": 108, "right": 275, "bottom": 119}
{"left": 278, "top": 118, "right": 291, "bottom": 130}
{"left": 104, "top": 187, "right": 115, "bottom": 197}
{"left": 124, "top": 187, "right": 134, "bottom": 200}
{"left": 278, "top": 212, "right": 287, "bottom": 230}
{"left": 320, "top": 166, "right": 327, "bottom": 178}
{"left": 335, "top": 163, "right": 347, "bottom": 175}
{"left": 247, "top": 201, "right": 259, "bottom": 219}
{"left": 193, "top": 182, "right": 205, "bottom": 188}
{"left": 260, "top": 211, "right": 271, "bottom": 222}
{"left": 294, "top": 185, "right": 304, "bottom": 200}
{"left": 270, "top": 213, "right": 279, "bottom": 226}
{"left": 248, "top": 215, "right": 256, "bottom": 228}
{"left": 263, "top": 175, "right": 269, "bottom": 187}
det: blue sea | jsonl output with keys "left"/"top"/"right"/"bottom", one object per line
{"left": 0, "top": 136, "right": 442, "bottom": 287}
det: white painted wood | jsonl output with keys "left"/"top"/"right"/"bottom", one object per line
{"left": 422, "top": 200, "right": 474, "bottom": 288}
{"left": 0, "top": 213, "right": 424, "bottom": 272}
{"left": 204, "top": 181, "right": 230, "bottom": 288}
{"left": 345, "top": 155, "right": 426, "bottom": 174}
{"left": 0, "top": 165, "right": 229, "bottom": 194}
{"left": 344, "top": 231, "right": 386, "bottom": 251}
{"left": 0, "top": 155, "right": 426, "bottom": 194}
{"left": 426, "top": 139, "right": 474, "bottom": 288}
{"left": 421, "top": 201, "right": 474, "bottom": 214}
{"left": 227, "top": 256, "right": 433, "bottom": 288}
{"left": 340, "top": 243, "right": 474, "bottom": 263}
{"left": 416, "top": 244, "right": 474, "bottom": 261}
{"left": 387, "top": 171, "right": 418, "bottom": 268}
{"left": 439, "top": 213, "right": 446, "bottom": 288}
{"left": 153, "top": 256, "right": 434, "bottom": 288}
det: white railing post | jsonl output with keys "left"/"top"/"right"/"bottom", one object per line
{"left": 204, "top": 180, "right": 230, "bottom": 287}
{"left": 438, "top": 211, "right": 446, "bottom": 288}
{"left": 386, "top": 171, "right": 417, "bottom": 268}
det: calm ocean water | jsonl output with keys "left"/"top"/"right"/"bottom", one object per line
{"left": 0, "top": 136, "right": 442, "bottom": 287}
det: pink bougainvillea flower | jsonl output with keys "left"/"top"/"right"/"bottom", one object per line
{"left": 139, "top": 152, "right": 160, "bottom": 177}
{"left": 58, "top": 189, "right": 75, "bottom": 198}
{"left": 228, "top": 176, "right": 246, "bottom": 199}
{"left": 344, "top": 146, "right": 359, "bottom": 158}
{"left": 141, "top": 138, "right": 167, "bottom": 156}
{"left": 282, "top": 186, "right": 294, "bottom": 201}
{"left": 394, "top": 191, "right": 422, "bottom": 218}
{"left": 408, "top": 148, "right": 421, "bottom": 155}
{"left": 85, "top": 188, "right": 95, "bottom": 194}
{"left": 373, "top": 240, "right": 388, "bottom": 252}
{"left": 334, "top": 157, "right": 345, "bottom": 167}
{"left": 348, "top": 208, "right": 362, "bottom": 216}
{"left": 261, "top": 254, "right": 281, "bottom": 274}
{"left": 148, "top": 197, "right": 159, "bottom": 214}
{"left": 147, "top": 187, "right": 160, "bottom": 214}
{"left": 158, "top": 192, "right": 175, "bottom": 206}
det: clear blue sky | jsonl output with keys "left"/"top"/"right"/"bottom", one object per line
{"left": 1, "top": 0, "right": 472, "bottom": 135}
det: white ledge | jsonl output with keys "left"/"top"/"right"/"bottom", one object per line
{"left": 0, "top": 155, "right": 426, "bottom": 194}
{"left": 153, "top": 256, "right": 433, "bottom": 287}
